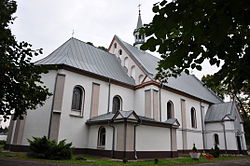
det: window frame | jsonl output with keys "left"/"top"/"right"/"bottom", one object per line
{"left": 112, "top": 95, "right": 122, "bottom": 114}
{"left": 191, "top": 107, "right": 197, "bottom": 128}
{"left": 97, "top": 126, "right": 106, "bottom": 149}
{"left": 71, "top": 86, "right": 85, "bottom": 116}
{"left": 167, "top": 100, "right": 174, "bottom": 120}
{"left": 214, "top": 133, "right": 219, "bottom": 145}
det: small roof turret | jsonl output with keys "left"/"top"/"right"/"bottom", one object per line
{"left": 133, "top": 4, "right": 145, "bottom": 49}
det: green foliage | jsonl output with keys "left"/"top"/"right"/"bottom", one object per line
{"left": 28, "top": 136, "right": 72, "bottom": 160}
{"left": 154, "top": 158, "right": 159, "bottom": 164}
{"left": 192, "top": 144, "right": 198, "bottom": 152}
{"left": 86, "top": 42, "right": 93, "bottom": 46}
{"left": 0, "top": 140, "right": 6, "bottom": 145}
{"left": 98, "top": 46, "right": 108, "bottom": 51}
{"left": 0, "top": 0, "right": 51, "bottom": 120}
{"left": 123, "top": 158, "right": 128, "bottom": 164}
{"left": 142, "top": 0, "right": 250, "bottom": 95}
{"left": 209, "top": 145, "right": 220, "bottom": 158}
{"left": 75, "top": 155, "right": 87, "bottom": 160}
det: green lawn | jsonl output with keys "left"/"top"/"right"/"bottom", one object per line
{"left": 0, "top": 151, "right": 249, "bottom": 166}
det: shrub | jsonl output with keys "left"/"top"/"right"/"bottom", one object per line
{"left": 75, "top": 155, "right": 87, "bottom": 160}
{"left": 154, "top": 158, "right": 159, "bottom": 164}
{"left": 209, "top": 145, "right": 220, "bottom": 158}
{"left": 0, "top": 140, "right": 6, "bottom": 145}
{"left": 192, "top": 143, "right": 198, "bottom": 152}
{"left": 28, "top": 136, "right": 72, "bottom": 160}
{"left": 123, "top": 158, "right": 128, "bottom": 164}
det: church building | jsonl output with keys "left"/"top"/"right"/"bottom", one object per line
{"left": 6, "top": 10, "right": 247, "bottom": 159}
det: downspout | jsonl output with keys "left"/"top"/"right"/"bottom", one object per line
{"left": 159, "top": 83, "right": 163, "bottom": 122}
{"left": 108, "top": 121, "right": 115, "bottom": 158}
{"left": 222, "top": 122, "right": 228, "bottom": 153}
{"left": 107, "top": 78, "right": 111, "bottom": 113}
{"left": 200, "top": 102, "right": 205, "bottom": 151}
{"left": 124, "top": 119, "right": 127, "bottom": 159}
{"left": 170, "top": 126, "right": 173, "bottom": 157}
{"left": 134, "top": 120, "right": 142, "bottom": 160}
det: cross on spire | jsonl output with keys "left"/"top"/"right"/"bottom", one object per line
{"left": 138, "top": 3, "right": 141, "bottom": 15}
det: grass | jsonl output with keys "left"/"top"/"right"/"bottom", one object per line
{"left": 0, "top": 151, "right": 249, "bottom": 166}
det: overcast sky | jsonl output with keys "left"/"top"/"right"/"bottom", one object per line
{"left": 11, "top": 0, "right": 219, "bottom": 79}
{"left": 0, "top": 0, "right": 223, "bottom": 128}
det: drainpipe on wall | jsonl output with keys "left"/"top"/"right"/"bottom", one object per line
{"left": 222, "top": 122, "right": 228, "bottom": 153}
{"left": 107, "top": 78, "right": 111, "bottom": 113}
{"left": 134, "top": 120, "right": 142, "bottom": 160}
{"left": 200, "top": 102, "right": 206, "bottom": 151}
{"left": 170, "top": 126, "right": 173, "bottom": 157}
{"left": 124, "top": 119, "right": 127, "bottom": 159}
{"left": 159, "top": 83, "right": 163, "bottom": 122}
{"left": 108, "top": 120, "right": 115, "bottom": 158}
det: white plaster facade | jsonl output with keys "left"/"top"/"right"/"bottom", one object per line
{"left": 6, "top": 13, "right": 247, "bottom": 159}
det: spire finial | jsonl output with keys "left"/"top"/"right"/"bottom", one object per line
{"left": 138, "top": 3, "right": 141, "bottom": 15}
{"left": 72, "top": 29, "right": 74, "bottom": 38}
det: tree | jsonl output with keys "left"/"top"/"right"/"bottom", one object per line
{"left": 141, "top": 0, "right": 250, "bottom": 95}
{"left": 0, "top": 0, "right": 51, "bottom": 120}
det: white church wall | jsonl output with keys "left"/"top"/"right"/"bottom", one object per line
{"left": 186, "top": 131, "right": 203, "bottom": 149}
{"left": 136, "top": 125, "right": 171, "bottom": 151}
{"left": 109, "top": 84, "right": 134, "bottom": 112}
{"left": 134, "top": 88, "right": 145, "bottom": 116}
{"left": 21, "top": 70, "right": 57, "bottom": 145}
{"left": 87, "top": 125, "right": 113, "bottom": 150}
{"left": 56, "top": 69, "right": 135, "bottom": 148}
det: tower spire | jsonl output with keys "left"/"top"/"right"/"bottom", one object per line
{"left": 133, "top": 3, "right": 145, "bottom": 49}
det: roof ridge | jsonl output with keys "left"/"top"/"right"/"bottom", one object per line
{"left": 72, "top": 37, "right": 110, "bottom": 55}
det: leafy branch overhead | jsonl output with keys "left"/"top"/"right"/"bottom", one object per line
{"left": 141, "top": 0, "right": 250, "bottom": 94}
{"left": 0, "top": 0, "right": 51, "bottom": 120}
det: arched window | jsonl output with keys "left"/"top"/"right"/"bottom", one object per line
{"left": 191, "top": 107, "right": 197, "bottom": 128}
{"left": 112, "top": 95, "right": 122, "bottom": 114}
{"left": 214, "top": 134, "right": 219, "bottom": 145}
{"left": 119, "top": 49, "right": 122, "bottom": 55}
{"left": 98, "top": 127, "right": 106, "bottom": 148}
{"left": 71, "top": 86, "right": 84, "bottom": 111}
{"left": 114, "top": 43, "right": 117, "bottom": 48}
{"left": 124, "top": 57, "right": 128, "bottom": 68}
{"left": 167, "top": 101, "right": 174, "bottom": 119}
{"left": 138, "top": 74, "right": 144, "bottom": 84}
{"left": 131, "top": 65, "right": 136, "bottom": 79}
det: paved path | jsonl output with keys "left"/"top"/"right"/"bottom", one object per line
{"left": 186, "top": 157, "right": 250, "bottom": 166}
{"left": 0, "top": 157, "right": 250, "bottom": 166}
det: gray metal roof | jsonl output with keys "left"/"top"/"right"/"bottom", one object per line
{"left": 205, "top": 102, "right": 236, "bottom": 122}
{"left": 86, "top": 110, "right": 178, "bottom": 126}
{"left": 116, "top": 36, "right": 222, "bottom": 104}
{"left": 36, "top": 38, "right": 135, "bottom": 86}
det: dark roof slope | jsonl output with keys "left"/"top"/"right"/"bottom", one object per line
{"left": 205, "top": 101, "right": 242, "bottom": 122}
{"left": 116, "top": 36, "right": 222, "bottom": 104}
{"left": 36, "top": 38, "right": 135, "bottom": 86}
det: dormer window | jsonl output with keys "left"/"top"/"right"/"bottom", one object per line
{"left": 119, "top": 49, "right": 122, "bottom": 55}
{"left": 114, "top": 43, "right": 117, "bottom": 48}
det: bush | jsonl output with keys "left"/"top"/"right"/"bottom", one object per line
{"left": 192, "top": 144, "right": 198, "bottom": 152}
{"left": 0, "top": 140, "right": 6, "bottom": 145}
{"left": 154, "top": 158, "right": 159, "bottom": 164}
{"left": 28, "top": 136, "right": 72, "bottom": 160}
{"left": 123, "top": 158, "right": 128, "bottom": 164}
{"left": 209, "top": 144, "right": 220, "bottom": 158}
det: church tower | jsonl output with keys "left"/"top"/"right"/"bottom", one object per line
{"left": 133, "top": 6, "right": 145, "bottom": 49}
